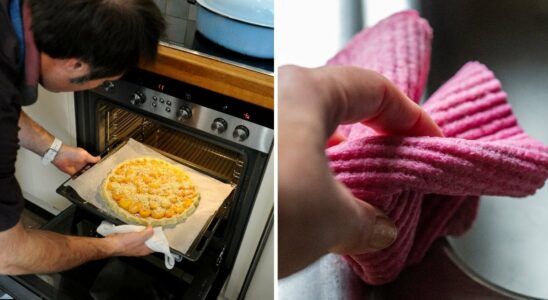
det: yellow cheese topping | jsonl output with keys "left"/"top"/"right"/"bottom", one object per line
{"left": 104, "top": 158, "right": 198, "bottom": 220}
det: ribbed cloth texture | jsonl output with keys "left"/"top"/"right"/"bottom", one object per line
{"left": 326, "top": 11, "right": 548, "bottom": 285}
{"left": 327, "top": 10, "right": 431, "bottom": 102}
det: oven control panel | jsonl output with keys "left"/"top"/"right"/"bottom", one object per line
{"left": 94, "top": 79, "right": 273, "bottom": 154}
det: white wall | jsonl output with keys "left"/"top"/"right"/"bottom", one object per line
{"left": 276, "top": 0, "right": 362, "bottom": 68}
{"left": 276, "top": 0, "right": 414, "bottom": 68}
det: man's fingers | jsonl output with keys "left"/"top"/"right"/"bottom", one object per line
{"left": 78, "top": 147, "right": 100, "bottom": 163}
{"left": 140, "top": 226, "right": 154, "bottom": 241}
{"left": 328, "top": 182, "right": 397, "bottom": 255}
{"left": 351, "top": 200, "right": 397, "bottom": 254}
{"left": 139, "top": 227, "right": 155, "bottom": 254}
{"left": 88, "top": 155, "right": 101, "bottom": 163}
{"left": 313, "top": 66, "right": 443, "bottom": 138}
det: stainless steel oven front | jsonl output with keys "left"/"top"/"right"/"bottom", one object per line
{"left": 0, "top": 68, "right": 273, "bottom": 300}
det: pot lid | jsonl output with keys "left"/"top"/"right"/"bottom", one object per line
{"left": 196, "top": 0, "right": 273, "bottom": 28}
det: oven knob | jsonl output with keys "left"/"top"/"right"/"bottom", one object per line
{"left": 211, "top": 118, "right": 227, "bottom": 133}
{"left": 129, "top": 90, "right": 146, "bottom": 105}
{"left": 103, "top": 80, "right": 115, "bottom": 92}
{"left": 233, "top": 125, "right": 250, "bottom": 141}
{"left": 177, "top": 106, "right": 192, "bottom": 121}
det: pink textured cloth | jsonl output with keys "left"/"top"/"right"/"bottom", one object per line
{"left": 326, "top": 11, "right": 548, "bottom": 285}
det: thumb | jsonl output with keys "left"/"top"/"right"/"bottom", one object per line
{"left": 329, "top": 185, "right": 398, "bottom": 255}
{"left": 139, "top": 226, "right": 154, "bottom": 241}
{"left": 354, "top": 200, "right": 398, "bottom": 253}
{"left": 87, "top": 153, "right": 101, "bottom": 163}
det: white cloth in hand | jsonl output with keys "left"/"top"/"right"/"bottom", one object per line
{"left": 97, "top": 221, "right": 175, "bottom": 269}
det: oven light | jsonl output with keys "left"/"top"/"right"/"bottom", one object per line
{"left": 158, "top": 84, "right": 165, "bottom": 91}
{"left": 243, "top": 112, "right": 250, "bottom": 120}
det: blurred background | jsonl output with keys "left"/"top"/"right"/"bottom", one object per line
{"left": 277, "top": 0, "right": 548, "bottom": 299}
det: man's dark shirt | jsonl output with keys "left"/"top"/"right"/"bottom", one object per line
{"left": 0, "top": 0, "right": 25, "bottom": 232}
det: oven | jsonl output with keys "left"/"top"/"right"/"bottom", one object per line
{"left": 0, "top": 68, "right": 273, "bottom": 300}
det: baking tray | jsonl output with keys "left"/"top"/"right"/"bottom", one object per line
{"left": 56, "top": 138, "right": 234, "bottom": 262}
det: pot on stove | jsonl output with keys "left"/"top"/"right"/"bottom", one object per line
{"left": 189, "top": 0, "right": 273, "bottom": 59}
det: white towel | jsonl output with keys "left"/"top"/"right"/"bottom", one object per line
{"left": 96, "top": 221, "right": 175, "bottom": 269}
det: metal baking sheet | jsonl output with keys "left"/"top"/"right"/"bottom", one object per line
{"left": 57, "top": 138, "right": 234, "bottom": 260}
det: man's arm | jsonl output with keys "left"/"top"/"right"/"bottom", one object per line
{"left": 17, "top": 110, "right": 53, "bottom": 157}
{"left": 0, "top": 221, "right": 154, "bottom": 275}
{"left": 18, "top": 110, "right": 100, "bottom": 174}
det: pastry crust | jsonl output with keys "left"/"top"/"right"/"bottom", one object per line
{"left": 101, "top": 157, "right": 200, "bottom": 226}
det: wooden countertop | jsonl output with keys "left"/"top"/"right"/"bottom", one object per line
{"left": 140, "top": 45, "right": 274, "bottom": 110}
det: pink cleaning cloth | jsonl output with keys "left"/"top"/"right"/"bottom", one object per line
{"left": 326, "top": 11, "right": 548, "bottom": 285}
{"left": 328, "top": 10, "right": 432, "bottom": 140}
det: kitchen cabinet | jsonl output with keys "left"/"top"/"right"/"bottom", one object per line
{"left": 142, "top": 45, "right": 273, "bottom": 110}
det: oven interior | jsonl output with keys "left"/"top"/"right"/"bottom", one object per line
{"left": 97, "top": 100, "right": 244, "bottom": 187}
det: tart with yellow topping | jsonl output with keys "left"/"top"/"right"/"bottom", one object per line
{"left": 101, "top": 157, "right": 200, "bottom": 226}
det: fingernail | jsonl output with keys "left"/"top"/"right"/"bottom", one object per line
{"left": 369, "top": 214, "right": 397, "bottom": 250}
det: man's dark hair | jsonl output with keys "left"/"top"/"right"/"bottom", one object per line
{"left": 29, "top": 0, "right": 165, "bottom": 82}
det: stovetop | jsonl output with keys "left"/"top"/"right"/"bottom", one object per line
{"left": 161, "top": 20, "right": 274, "bottom": 74}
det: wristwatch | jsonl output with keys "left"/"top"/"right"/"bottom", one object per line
{"left": 41, "top": 137, "right": 63, "bottom": 165}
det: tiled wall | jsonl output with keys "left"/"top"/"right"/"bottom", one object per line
{"left": 154, "top": 0, "right": 197, "bottom": 46}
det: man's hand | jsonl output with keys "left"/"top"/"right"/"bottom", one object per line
{"left": 17, "top": 111, "right": 99, "bottom": 174}
{"left": 53, "top": 144, "right": 101, "bottom": 175}
{"left": 278, "top": 65, "right": 443, "bottom": 278}
{"left": 0, "top": 222, "right": 154, "bottom": 275}
{"left": 104, "top": 226, "right": 155, "bottom": 257}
